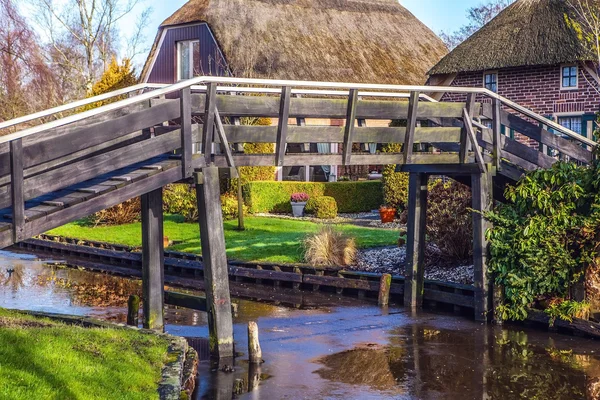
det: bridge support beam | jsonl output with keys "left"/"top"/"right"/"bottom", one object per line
{"left": 472, "top": 169, "right": 493, "bottom": 322}
{"left": 141, "top": 188, "right": 165, "bottom": 331}
{"left": 195, "top": 166, "right": 234, "bottom": 363}
{"left": 404, "top": 173, "right": 428, "bottom": 308}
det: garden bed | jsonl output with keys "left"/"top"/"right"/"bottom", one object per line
{"left": 0, "top": 308, "right": 190, "bottom": 400}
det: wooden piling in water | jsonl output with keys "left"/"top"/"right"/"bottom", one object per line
{"left": 126, "top": 294, "right": 140, "bottom": 326}
{"left": 472, "top": 170, "right": 493, "bottom": 322}
{"left": 196, "top": 167, "right": 234, "bottom": 362}
{"left": 248, "top": 321, "right": 262, "bottom": 364}
{"left": 141, "top": 188, "right": 165, "bottom": 331}
{"left": 404, "top": 173, "right": 428, "bottom": 308}
{"left": 378, "top": 274, "right": 392, "bottom": 306}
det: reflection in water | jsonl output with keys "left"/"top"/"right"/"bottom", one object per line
{"left": 315, "top": 325, "right": 600, "bottom": 399}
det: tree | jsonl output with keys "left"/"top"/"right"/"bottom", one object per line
{"left": 0, "top": 0, "right": 59, "bottom": 125}
{"left": 84, "top": 57, "right": 137, "bottom": 109}
{"left": 566, "top": 0, "right": 600, "bottom": 93}
{"left": 29, "top": 0, "right": 151, "bottom": 97}
{"left": 440, "top": 0, "right": 513, "bottom": 49}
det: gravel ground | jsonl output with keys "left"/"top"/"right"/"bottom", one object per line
{"left": 348, "top": 246, "right": 475, "bottom": 285}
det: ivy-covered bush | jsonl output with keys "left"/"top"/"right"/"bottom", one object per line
{"left": 221, "top": 193, "right": 248, "bottom": 221}
{"left": 381, "top": 143, "right": 409, "bottom": 211}
{"left": 243, "top": 181, "right": 382, "bottom": 213}
{"left": 163, "top": 184, "right": 246, "bottom": 222}
{"left": 305, "top": 196, "right": 338, "bottom": 219}
{"left": 486, "top": 161, "right": 600, "bottom": 321}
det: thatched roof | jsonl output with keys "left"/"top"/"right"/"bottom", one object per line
{"left": 429, "top": 0, "right": 595, "bottom": 75}
{"left": 141, "top": 0, "right": 448, "bottom": 85}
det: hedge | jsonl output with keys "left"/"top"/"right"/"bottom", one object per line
{"left": 243, "top": 181, "right": 383, "bottom": 213}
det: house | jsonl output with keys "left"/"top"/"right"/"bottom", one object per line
{"left": 141, "top": 0, "right": 447, "bottom": 181}
{"left": 428, "top": 0, "right": 600, "bottom": 148}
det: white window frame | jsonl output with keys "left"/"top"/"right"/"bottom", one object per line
{"left": 560, "top": 64, "right": 579, "bottom": 90}
{"left": 483, "top": 71, "right": 498, "bottom": 93}
{"left": 177, "top": 40, "right": 200, "bottom": 81}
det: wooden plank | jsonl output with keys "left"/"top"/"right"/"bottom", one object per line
{"left": 0, "top": 222, "right": 11, "bottom": 233}
{"left": 472, "top": 171, "right": 493, "bottom": 322}
{"left": 180, "top": 87, "right": 193, "bottom": 178}
{"left": 141, "top": 188, "right": 165, "bottom": 331}
{"left": 275, "top": 87, "right": 292, "bottom": 166}
{"left": 481, "top": 105, "right": 592, "bottom": 163}
{"left": 164, "top": 291, "right": 207, "bottom": 312}
{"left": 195, "top": 166, "right": 234, "bottom": 361}
{"left": 217, "top": 125, "right": 462, "bottom": 145}
{"left": 10, "top": 139, "right": 24, "bottom": 242}
{"left": 187, "top": 94, "right": 479, "bottom": 120}
{"left": 302, "top": 274, "right": 380, "bottom": 291}
{"left": 201, "top": 83, "right": 217, "bottom": 164}
{"left": 1, "top": 100, "right": 179, "bottom": 172}
{"left": 229, "top": 265, "right": 303, "bottom": 282}
{"left": 463, "top": 108, "right": 486, "bottom": 172}
{"left": 491, "top": 98, "right": 502, "bottom": 171}
{"left": 213, "top": 109, "right": 236, "bottom": 170}
{"left": 479, "top": 128, "right": 556, "bottom": 170}
{"left": 21, "top": 165, "right": 182, "bottom": 240}
{"left": 403, "top": 91, "right": 420, "bottom": 164}
{"left": 423, "top": 288, "right": 475, "bottom": 308}
{"left": 400, "top": 163, "right": 481, "bottom": 175}
{"left": 459, "top": 94, "right": 476, "bottom": 163}
{"left": 342, "top": 89, "right": 359, "bottom": 165}
{"left": 404, "top": 173, "right": 428, "bottom": 308}
{"left": 213, "top": 153, "right": 459, "bottom": 168}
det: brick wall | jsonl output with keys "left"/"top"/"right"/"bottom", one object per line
{"left": 435, "top": 64, "right": 600, "bottom": 149}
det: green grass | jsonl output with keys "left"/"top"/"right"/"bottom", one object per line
{"left": 0, "top": 308, "right": 169, "bottom": 400}
{"left": 48, "top": 216, "right": 399, "bottom": 263}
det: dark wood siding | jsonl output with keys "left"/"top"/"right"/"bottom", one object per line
{"left": 147, "top": 23, "right": 229, "bottom": 84}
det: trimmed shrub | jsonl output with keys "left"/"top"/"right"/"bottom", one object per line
{"left": 243, "top": 181, "right": 382, "bottom": 213}
{"left": 303, "top": 226, "right": 357, "bottom": 266}
{"left": 221, "top": 193, "right": 248, "bottom": 221}
{"left": 89, "top": 198, "right": 140, "bottom": 226}
{"left": 305, "top": 196, "right": 338, "bottom": 219}
{"left": 381, "top": 143, "right": 409, "bottom": 211}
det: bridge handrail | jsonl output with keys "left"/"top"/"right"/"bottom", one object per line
{"left": 0, "top": 76, "right": 595, "bottom": 148}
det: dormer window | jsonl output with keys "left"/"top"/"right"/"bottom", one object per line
{"left": 561, "top": 65, "right": 578, "bottom": 89}
{"left": 177, "top": 40, "right": 200, "bottom": 81}
{"left": 484, "top": 72, "right": 498, "bottom": 93}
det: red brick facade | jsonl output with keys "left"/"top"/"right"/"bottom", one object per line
{"left": 435, "top": 63, "right": 600, "bottom": 148}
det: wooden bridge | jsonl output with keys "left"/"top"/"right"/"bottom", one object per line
{"left": 0, "top": 77, "right": 595, "bottom": 363}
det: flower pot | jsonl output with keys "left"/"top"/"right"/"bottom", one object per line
{"left": 379, "top": 208, "right": 396, "bottom": 223}
{"left": 291, "top": 201, "right": 307, "bottom": 217}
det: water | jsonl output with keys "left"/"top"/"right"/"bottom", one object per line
{"left": 1, "top": 253, "right": 600, "bottom": 399}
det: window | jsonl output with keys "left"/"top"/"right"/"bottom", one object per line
{"left": 484, "top": 72, "right": 498, "bottom": 92}
{"left": 561, "top": 65, "right": 578, "bottom": 89}
{"left": 177, "top": 40, "right": 200, "bottom": 80}
{"left": 558, "top": 116, "right": 582, "bottom": 137}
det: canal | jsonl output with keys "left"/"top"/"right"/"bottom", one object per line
{"left": 1, "top": 252, "right": 599, "bottom": 399}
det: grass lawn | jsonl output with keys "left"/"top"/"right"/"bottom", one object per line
{"left": 0, "top": 308, "right": 169, "bottom": 400}
{"left": 48, "top": 215, "right": 399, "bottom": 263}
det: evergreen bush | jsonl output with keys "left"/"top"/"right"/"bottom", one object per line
{"left": 305, "top": 196, "right": 338, "bottom": 219}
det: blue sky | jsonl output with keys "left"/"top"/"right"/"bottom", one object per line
{"left": 123, "top": 0, "right": 484, "bottom": 66}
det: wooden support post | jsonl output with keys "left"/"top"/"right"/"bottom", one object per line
{"left": 472, "top": 169, "right": 493, "bottom": 322}
{"left": 141, "top": 188, "right": 165, "bottom": 331}
{"left": 378, "top": 273, "right": 392, "bottom": 306}
{"left": 180, "top": 86, "right": 193, "bottom": 178}
{"left": 236, "top": 167, "right": 245, "bottom": 231}
{"left": 403, "top": 91, "right": 420, "bottom": 164}
{"left": 195, "top": 166, "right": 234, "bottom": 361}
{"left": 10, "top": 139, "right": 24, "bottom": 243}
{"left": 248, "top": 321, "right": 262, "bottom": 364}
{"left": 539, "top": 123, "right": 549, "bottom": 155}
{"left": 275, "top": 86, "right": 291, "bottom": 166}
{"left": 404, "top": 173, "right": 428, "bottom": 308}
{"left": 127, "top": 294, "right": 140, "bottom": 326}
{"left": 202, "top": 83, "right": 217, "bottom": 164}
{"left": 459, "top": 93, "right": 476, "bottom": 164}
{"left": 342, "top": 89, "right": 358, "bottom": 165}
{"left": 492, "top": 97, "right": 502, "bottom": 171}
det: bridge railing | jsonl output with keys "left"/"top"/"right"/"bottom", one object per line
{"left": 0, "top": 77, "right": 596, "bottom": 242}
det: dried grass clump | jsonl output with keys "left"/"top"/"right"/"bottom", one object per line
{"left": 90, "top": 198, "right": 141, "bottom": 226}
{"left": 303, "top": 226, "right": 357, "bottom": 267}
